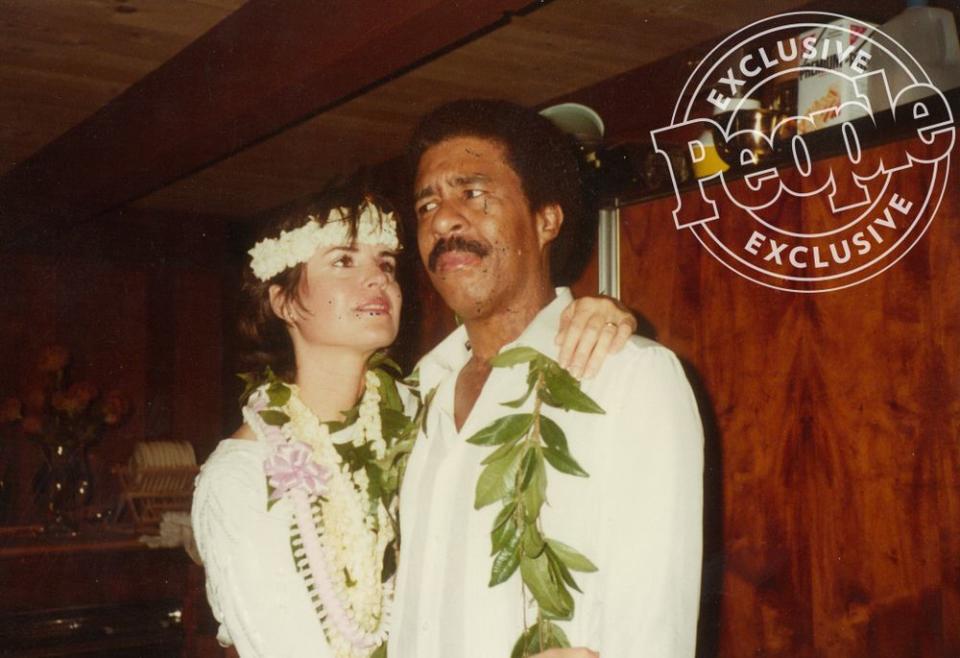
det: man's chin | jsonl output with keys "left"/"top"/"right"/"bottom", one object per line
{"left": 430, "top": 280, "right": 491, "bottom": 321}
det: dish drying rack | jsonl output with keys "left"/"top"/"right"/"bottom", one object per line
{"left": 115, "top": 441, "right": 198, "bottom": 530}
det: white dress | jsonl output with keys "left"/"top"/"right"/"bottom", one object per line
{"left": 192, "top": 437, "right": 339, "bottom": 658}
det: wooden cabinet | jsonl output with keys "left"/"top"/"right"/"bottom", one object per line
{"left": 598, "top": 135, "right": 959, "bottom": 657}
{"left": 0, "top": 532, "right": 225, "bottom": 657}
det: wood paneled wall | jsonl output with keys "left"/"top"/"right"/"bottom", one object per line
{"left": 0, "top": 212, "right": 229, "bottom": 524}
{"left": 607, "top": 137, "right": 959, "bottom": 657}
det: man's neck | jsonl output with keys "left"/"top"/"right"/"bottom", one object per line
{"left": 463, "top": 283, "right": 556, "bottom": 363}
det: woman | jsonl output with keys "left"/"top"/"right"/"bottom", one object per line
{"left": 192, "top": 186, "right": 632, "bottom": 658}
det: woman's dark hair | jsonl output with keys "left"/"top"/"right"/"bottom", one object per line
{"left": 237, "top": 182, "right": 401, "bottom": 382}
{"left": 406, "top": 99, "right": 590, "bottom": 284}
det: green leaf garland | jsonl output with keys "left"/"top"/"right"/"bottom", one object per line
{"left": 464, "top": 348, "right": 605, "bottom": 657}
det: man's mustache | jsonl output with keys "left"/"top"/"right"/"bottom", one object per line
{"left": 427, "top": 236, "right": 490, "bottom": 273}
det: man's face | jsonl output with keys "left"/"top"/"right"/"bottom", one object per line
{"left": 414, "top": 136, "right": 556, "bottom": 321}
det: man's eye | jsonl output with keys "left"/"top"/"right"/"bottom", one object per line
{"left": 465, "top": 189, "right": 484, "bottom": 200}
{"left": 417, "top": 200, "right": 438, "bottom": 216}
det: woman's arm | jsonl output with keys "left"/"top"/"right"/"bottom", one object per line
{"left": 555, "top": 295, "right": 636, "bottom": 379}
{"left": 192, "top": 445, "right": 325, "bottom": 658}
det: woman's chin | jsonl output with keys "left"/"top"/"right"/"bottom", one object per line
{"left": 301, "top": 320, "right": 398, "bottom": 356}
{"left": 352, "top": 325, "right": 399, "bottom": 354}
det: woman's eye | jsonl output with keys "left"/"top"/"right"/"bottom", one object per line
{"left": 333, "top": 255, "right": 353, "bottom": 267}
{"left": 379, "top": 261, "right": 397, "bottom": 275}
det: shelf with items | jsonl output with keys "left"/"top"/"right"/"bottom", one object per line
{"left": 602, "top": 85, "right": 959, "bottom": 209}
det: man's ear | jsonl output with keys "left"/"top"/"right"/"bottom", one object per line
{"left": 269, "top": 285, "right": 294, "bottom": 324}
{"left": 536, "top": 203, "right": 564, "bottom": 248}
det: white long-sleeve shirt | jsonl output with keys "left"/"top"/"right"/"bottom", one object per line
{"left": 390, "top": 288, "right": 704, "bottom": 658}
{"left": 192, "top": 438, "right": 336, "bottom": 658}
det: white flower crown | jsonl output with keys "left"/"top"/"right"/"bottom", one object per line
{"left": 248, "top": 203, "right": 400, "bottom": 281}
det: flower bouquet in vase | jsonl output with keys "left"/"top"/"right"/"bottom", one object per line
{"left": 0, "top": 345, "right": 130, "bottom": 533}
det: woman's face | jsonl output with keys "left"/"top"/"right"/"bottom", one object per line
{"left": 275, "top": 241, "right": 402, "bottom": 355}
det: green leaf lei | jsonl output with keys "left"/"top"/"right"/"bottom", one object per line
{"left": 465, "top": 347, "right": 604, "bottom": 658}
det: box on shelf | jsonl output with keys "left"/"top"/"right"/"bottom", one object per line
{"left": 796, "top": 18, "right": 876, "bottom": 133}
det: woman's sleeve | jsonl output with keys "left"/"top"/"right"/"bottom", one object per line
{"left": 191, "top": 446, "right": 297, "bottom": 658}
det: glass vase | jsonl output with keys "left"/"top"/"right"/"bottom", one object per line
{"left": 32, "top": 441, "right": 93, "bottom": 534}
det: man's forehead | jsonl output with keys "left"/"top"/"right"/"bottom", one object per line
{"left": 415, "top": 136, "right": 511, "bottom": 186}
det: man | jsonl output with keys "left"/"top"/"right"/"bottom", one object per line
{"left": 389, "top": 99, "right": 704, "bottom": 657}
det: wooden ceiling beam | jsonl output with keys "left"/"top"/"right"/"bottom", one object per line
{"left": 0, "top": 0, "right": 538, "bottom": 245}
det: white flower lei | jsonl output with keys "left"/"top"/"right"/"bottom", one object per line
{"left": 244, "top": 370, "right": 396, "bottom": 658}
{"left": 248, "top": 204, "right": 400, "bottom": 281}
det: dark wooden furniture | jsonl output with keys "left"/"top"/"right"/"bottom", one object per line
{"left": 0, "top": 529, "right": 224, "bottom": 658}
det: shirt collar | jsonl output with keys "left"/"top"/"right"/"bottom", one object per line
{"left": 417, "top": 287, "right": 573, "bottom": 393}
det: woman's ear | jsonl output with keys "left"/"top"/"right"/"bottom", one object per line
{"left": 269, "top": 285, "right": 294, "bottom": 324}
{"left": 536, "top": 204, "right": 564, "bottom": 248}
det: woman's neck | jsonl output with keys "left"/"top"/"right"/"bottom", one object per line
{"left": 292, "top": 345, "right": 370, "bottom": 423}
